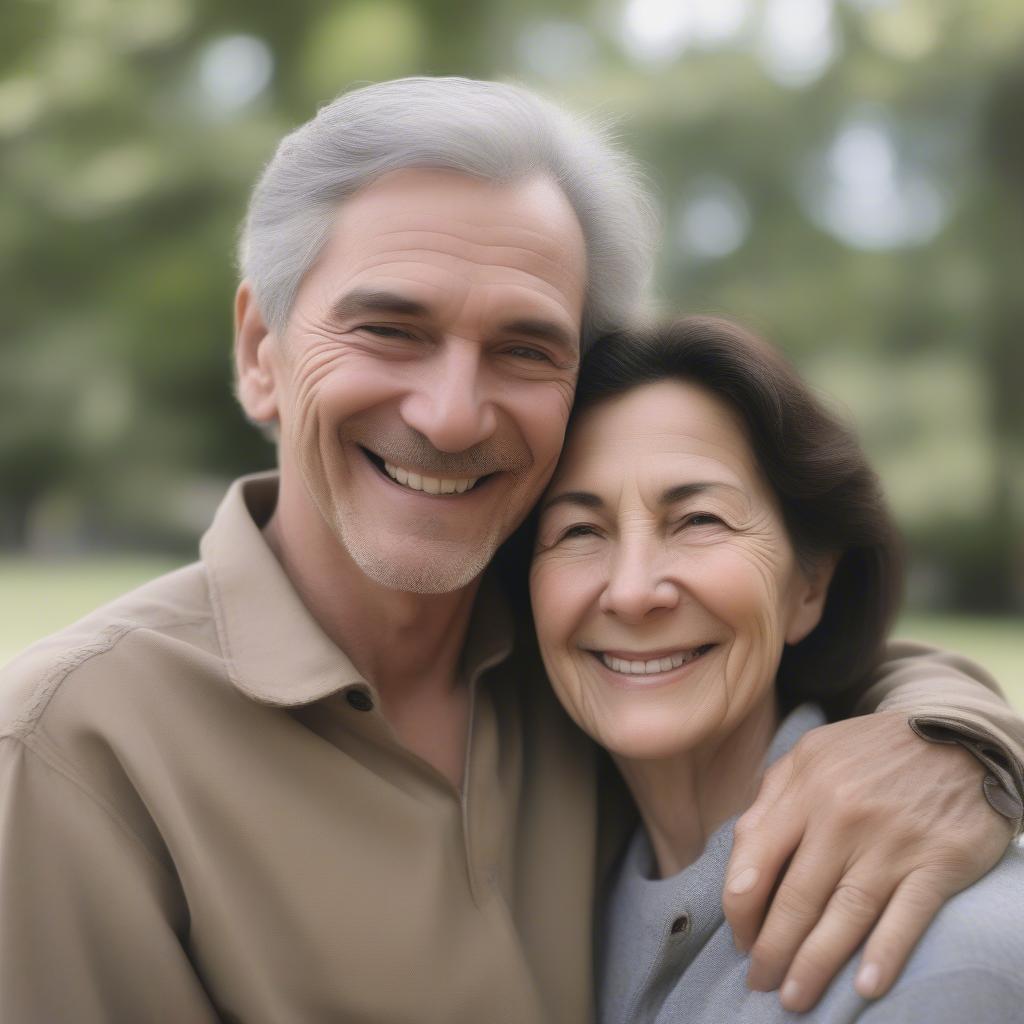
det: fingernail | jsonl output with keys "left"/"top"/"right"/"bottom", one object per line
{"left": 780, "top": 979, "right": 801, "bottom": 1008}
{"left": 727, "top": 867, "right": 759, "bottom": 894}
{"left": 856, "top": 962, "right": 881, "bottom": 998}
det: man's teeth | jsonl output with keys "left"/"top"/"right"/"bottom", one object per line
{"left": 383, "top": 461, "right": 479, "bottom": 495}
{"left": 600, "top": 648, "right": 706, "bottom": 676}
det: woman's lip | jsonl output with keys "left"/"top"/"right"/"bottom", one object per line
{"left": 588, "top": 644, "right": 717, "bottom": 683}
{"left": 586, "top": 644, "right": 713, "bottom": 660}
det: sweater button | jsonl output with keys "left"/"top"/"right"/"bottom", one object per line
{"left": 346, "top": 688, "right": 374, "bottom": 712}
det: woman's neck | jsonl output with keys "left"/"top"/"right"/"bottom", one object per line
{"left": 613, "top": 696, "right": 780, "bottom": 879}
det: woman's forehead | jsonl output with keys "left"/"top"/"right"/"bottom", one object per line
{"left": 556, "top": 380, "right": 759, "bottom": 488}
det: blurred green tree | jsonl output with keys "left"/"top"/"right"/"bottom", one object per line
{"left": 1, "top": 0, "right": 1021, "bottom": 611}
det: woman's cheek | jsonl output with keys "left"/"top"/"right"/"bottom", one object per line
{"left": 700, "top": 546, "right": 782, "bottom": 624}
{"left": 531, "top": 556, "right": 601, "bottom": 690}
{"left": 531, "top": 547, "right": 603, "bottom": 611}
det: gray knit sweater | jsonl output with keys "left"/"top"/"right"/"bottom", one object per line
{"left": 600, "top": 704, "right": 1024, "bottom": 1023}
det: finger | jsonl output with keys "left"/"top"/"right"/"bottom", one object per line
{"left": 723, "top": 759, "right": 800, "bottom": 952}
{"left": 775, "top": 871, "right": 899, "bottom": 1012}
{"left": 736, "top": 753, "right": 795, "bottom": 832}
{"left": 744, "top": 836, "right": 853, "bottom": 992}
{"left": 850, "top": 870, "right": 952, "bottom": 1001}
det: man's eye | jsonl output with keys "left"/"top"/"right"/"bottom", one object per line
{"left": 359, "top": 325, "right": 414, "bottom": 339}
{"left": 505, "top": 345, "right": 552, "bottom": 363}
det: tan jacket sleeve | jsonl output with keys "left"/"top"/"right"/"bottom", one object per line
{"left": 852, "top": 639, "right": 1024, "bottom": 832}
{"left": 0, "top": 735, "right": 221, "bottom": 1024}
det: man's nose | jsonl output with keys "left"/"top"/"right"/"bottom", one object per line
{"left": 598, "top": 537, "right": 679, "bottom": 623}
{"left": 399, "top": 340, "right": 498, "bottom": 453}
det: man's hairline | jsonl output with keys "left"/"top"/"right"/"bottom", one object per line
{"left": 248, "top": 165, "right": 600, "bottom": 343}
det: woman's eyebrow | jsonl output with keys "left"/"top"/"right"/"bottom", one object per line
{"left": 539, "top": 490, "right": 604, "bottom": 514}
{"left": 541, "top": 481, "right": 742, "bottom": 515}
{"left": 660, "top": 482, "right": 715, "bottom": 505}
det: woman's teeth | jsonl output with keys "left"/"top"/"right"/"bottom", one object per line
{"left": 600, "top": 647, "right": 708, "bottom": 676}
{"left": 383, "top": 461, "right": 479, "bottom": 495}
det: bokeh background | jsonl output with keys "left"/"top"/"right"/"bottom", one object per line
{"left": 1, "top": 0, "right": 1021, "bottom": 693}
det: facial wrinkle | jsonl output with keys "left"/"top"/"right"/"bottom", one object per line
{"left": 290, "top": 342, "right": 345, "bottom": 416}
{"left": 353, "top": 253, "right": 579, "bottom": 320}
{"left": 362, "top": 229, "right": 572, "bottom": 277}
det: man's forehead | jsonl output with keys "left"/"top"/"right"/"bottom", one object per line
{"left": 301, "top": 168, "right": 588, "bottom": 339}
{"left": 329, "top": 168, "right": 586, "bottom": 263}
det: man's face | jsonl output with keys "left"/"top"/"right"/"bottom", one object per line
{"left": 242, "top": 168, "right": 587, "bottom": 593}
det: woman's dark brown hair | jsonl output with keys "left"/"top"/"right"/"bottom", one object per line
{"left": 551, "top": 315, "right": 904, "bottom": 713}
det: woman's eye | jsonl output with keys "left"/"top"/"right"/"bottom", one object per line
{"left": 561, "top": 523, "right": 598, "bottom": 540}
{"left": 681, "top": 513, "right": 724, "bottom": 529}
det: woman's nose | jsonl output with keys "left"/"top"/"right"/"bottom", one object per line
{"left": 598, "top": 540, "right": 678, "bottom": 623}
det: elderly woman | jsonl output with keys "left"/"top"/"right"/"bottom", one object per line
{"left": 530, "top": 317, "right": 1024, "bottom": 1022}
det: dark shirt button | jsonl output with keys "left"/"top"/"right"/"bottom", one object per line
{"left": 670, "top": 914, "right": 690, "bottom": 936}
{"left": 346, "top": 689, "right": 374, "bottom": 712}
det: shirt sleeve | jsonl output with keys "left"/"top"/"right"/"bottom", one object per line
{"left": 0, "top": 734, "right": 222, "bottom": 1024}
{"left": 852, "top": 639, "right": 1024, "bottom": 832}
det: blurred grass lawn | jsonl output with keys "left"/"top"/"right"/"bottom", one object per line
{"left": 1, "top": 557, "right": 1021, "bottom": 707}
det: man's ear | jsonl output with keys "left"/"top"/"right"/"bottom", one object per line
{"left": 785, "top": 552, "right": 839, "bottom": 646}
{"left": 234, "top": 280, "right": 280, "bottom": 424}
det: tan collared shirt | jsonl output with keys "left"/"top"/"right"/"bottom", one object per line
{"left": 1, "top": 474, "right": 1021, "bottom": 1023}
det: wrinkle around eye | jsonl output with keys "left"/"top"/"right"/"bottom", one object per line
{"left": 550, "top": 377, "right": 577, "bottom": 417}
{"left": 535, "top": 519, "right": 606, "bottom": 552}
{"left": 291, "top": 338, "right": 356, "bottom": 410}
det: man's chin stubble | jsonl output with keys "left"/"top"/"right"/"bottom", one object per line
{"left": 337, "top": 520, "right": 499, "bottom": 595}
{"left": 348, "top": 548, "right": 494, "bottom": 594}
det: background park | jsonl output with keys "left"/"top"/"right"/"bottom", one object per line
{"left": 1, "top": 0, "right": 1021, "bottom": 701}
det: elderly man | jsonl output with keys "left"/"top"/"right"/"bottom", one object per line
{"left": 1, "top": 78, "right": 1022, "bottom": 1023}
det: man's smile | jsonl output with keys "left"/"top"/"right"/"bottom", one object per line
{"left": 359, "top": 446, "right": 493, "bottom": 497}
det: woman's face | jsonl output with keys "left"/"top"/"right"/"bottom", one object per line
{"left": 529, "top": 379, "right": 831, "bottom": 761}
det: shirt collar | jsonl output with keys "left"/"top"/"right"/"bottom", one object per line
{"left": 200, "top": 472, "right": 516, "bottom": 707}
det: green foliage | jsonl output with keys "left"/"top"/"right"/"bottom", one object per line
{"left": 1, "top": 0, "right": 1022, "bottom": 610}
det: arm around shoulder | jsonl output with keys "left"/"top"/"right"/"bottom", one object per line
{"left": 722, "top": 639, "right": 1022, "bottom": 1011}
{"left": 854, "top": 638, "right": 1024, "bottom": 830}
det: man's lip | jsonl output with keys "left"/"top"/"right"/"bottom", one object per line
{"left": 359, "top": 445, "right": 496, "bottom": 481}
{"left": 359, "top": 446, "right": 495, "bottom": 493}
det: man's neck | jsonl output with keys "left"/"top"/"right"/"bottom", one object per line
{"left": 262, "top": 492, "right": 481, "bottom": 709}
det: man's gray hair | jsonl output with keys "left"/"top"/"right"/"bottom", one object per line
{"left": 238, "top": 76, "right": 658, "bottom": 349}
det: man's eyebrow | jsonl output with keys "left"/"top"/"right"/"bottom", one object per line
{"left": 540, "top": 490, "right": 604, "bottom": 514}
{"left": 328, "top": 292, "right": 578, "bottom": 357}
{"left": 328, "top": 289, "right": 431, "bottom": 322}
